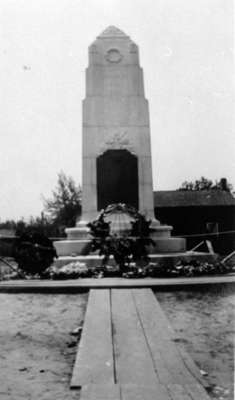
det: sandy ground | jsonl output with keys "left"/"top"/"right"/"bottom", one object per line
{"left": 155, "top": 285, "right": 234, "bottom": 400}
{"left": 0, "top": 286, "right": 234, "bottom": 400}
{"left": 0, "top": 293, "right": 88, "bottom": 400}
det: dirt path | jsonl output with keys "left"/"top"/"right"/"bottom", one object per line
{"left": 155, "top": 286, "right": 234, "bottom": 400}
{"left": 0, "top": 293, "right": 88, "bottom": 400}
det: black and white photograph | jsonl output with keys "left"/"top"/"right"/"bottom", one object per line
{"left": 0, "top": 1, "right": 234, "bottom": 399}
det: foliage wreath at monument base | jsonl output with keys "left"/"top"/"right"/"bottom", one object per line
{"left": 87, "top": 203, "right": 154, "bottom": 272}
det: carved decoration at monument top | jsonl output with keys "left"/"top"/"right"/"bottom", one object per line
{"left": 99, "top": 131, "right": 135, "bottom": 154}
{"left": 105, "top": 49, "right": 123, "bottom": 63}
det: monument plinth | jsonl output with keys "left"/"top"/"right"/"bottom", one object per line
{"left": 54, "top": 26, "right": 186, "bottom": 258}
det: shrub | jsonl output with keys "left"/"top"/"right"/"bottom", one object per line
{"left": 14, "top": 232, "right": 57, "bottom": 276}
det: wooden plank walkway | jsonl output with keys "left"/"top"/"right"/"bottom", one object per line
{"left": 71, "top": 288, "right": 211, "bottom": 399}
{"left": 70, "top": 290, "right": 114, "bottom": 387}
{"left": 0, "top": 274, "right": 234, "bottom": 292}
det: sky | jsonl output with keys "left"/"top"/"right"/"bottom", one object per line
{"left": 1, "top": 0, "right": 234, "bottom": 220}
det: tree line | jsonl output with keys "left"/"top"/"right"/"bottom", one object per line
{"left": 0, "top": 174, "right": 233, "bottom": 238}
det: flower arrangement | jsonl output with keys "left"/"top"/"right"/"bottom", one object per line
{"left": 87, "top": 203, "right": 154, "bottom": 272}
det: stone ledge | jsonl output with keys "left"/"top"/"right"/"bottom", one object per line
{"left": 0, "top": 273, "right": 234, "bottom": 293}
{"left": 54, "top": 235, "right": 186, "bottom": 257}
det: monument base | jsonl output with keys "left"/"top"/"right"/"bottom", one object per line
{"left": 54, "top": 218, "right": 186, "bottom": 257}
{"left": 54, "top": 211, "right": 186, "bottom": 261}
{"left": 54, "top": 236, "right": 186, "bottom": 257}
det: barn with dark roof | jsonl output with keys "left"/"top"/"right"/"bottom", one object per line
{"left": 154, "top": 190, "right": 235, "bottom": 255}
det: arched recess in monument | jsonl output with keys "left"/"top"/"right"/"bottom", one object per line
{"left": 97, "top": 149, "right": 139, "bottom": 210}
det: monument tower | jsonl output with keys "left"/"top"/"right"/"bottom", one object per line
{"left": 81, "top": 25, "right": 156, "bottom": 221}
{"left": 55, "top": 26, "right": 185, "bottom": 257}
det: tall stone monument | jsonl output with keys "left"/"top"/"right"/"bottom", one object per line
{"left": 55, "top": 26, "right": 185, "bottom": 257}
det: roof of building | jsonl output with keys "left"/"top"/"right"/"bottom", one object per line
{"left": 154, "top": 190, "right": 235, "bottom": 207}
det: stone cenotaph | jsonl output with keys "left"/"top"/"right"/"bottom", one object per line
{"left": 54, "top": 26, "right": 186, "bottom": 259}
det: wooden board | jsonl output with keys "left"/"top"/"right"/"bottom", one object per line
{"left": 111, "top": 289, "right": 160, "bottom": 386}
{"left": 80, "top": 384, "right": 121, "bottom": 400}
{"left": 166, "top": 384, "right": 192, "bottom": 400}
{"left": 184, "top": 383, "right": 211, "bottom": 400}
{"left": 70, "top": 289, "right": 114, "bottom": 388}
{"left": 143, "top": 289, "right": 209, "bottom": 388}
{"left": 71, "top": 288, "right": 211, "bottom": 400}
{"left": 0, "top": 275, "right": 234, "bottom": 292}
{"left": 176, "top": 344, "right": 210, "bottom": 389}
{"left": 79, "top": 383, "right": 210, "bottom": 400}
{"left": 120, "top": 384, "right": 170, "bottom": 400}
{"left": 132, "top": 289, "right": 209, "bottom": 391}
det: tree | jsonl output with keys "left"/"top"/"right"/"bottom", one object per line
{"left": 43, "top": 172, "right": 82, "bottom": 232}
{"left": 178, "top": 177, "right": 234, "bottom": 193}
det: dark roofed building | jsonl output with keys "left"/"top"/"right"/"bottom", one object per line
{"left": 154, "top": 190, "right": 235, "bottom": 208}
{"left": 154, "top": 190, "right": 235, "bottom": 255}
